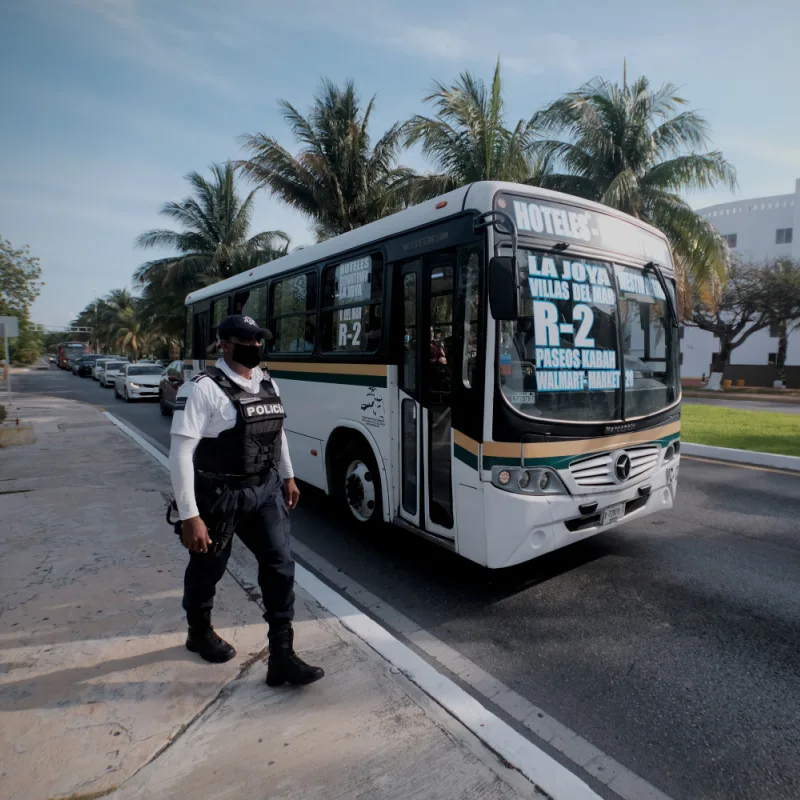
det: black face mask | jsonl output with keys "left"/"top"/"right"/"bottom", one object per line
{"left": 231, "top": 343, "right": 262, "bottom": 369}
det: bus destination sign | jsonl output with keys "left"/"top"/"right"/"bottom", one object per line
{"left": 495, "top": 193, "right": 671, "bottom": 265}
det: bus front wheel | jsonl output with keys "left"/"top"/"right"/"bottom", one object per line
{"left": 339, "top": 445, "right": 382, "bottom": 526}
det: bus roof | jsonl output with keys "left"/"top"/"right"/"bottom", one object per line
{"left": 185, "top": 181, "right": 673, "bottom": 306}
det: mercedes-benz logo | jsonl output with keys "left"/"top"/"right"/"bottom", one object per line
{"left": 615, "top": 453, "right": 631, "bottom": 482}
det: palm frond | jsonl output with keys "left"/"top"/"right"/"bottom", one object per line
{"left": 240, "top": 79, "right": 415, "bottom": 233}
{"left": 642, "top": 152, "right": 737, "bottom": 193}
{"left": 533, "top": 73, "right": 737, "bottom": 291}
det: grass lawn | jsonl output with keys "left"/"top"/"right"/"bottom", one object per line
{"left": 682, "top": 405, "right": 800, "bottom": 457}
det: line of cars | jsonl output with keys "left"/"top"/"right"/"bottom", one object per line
{"left": 68, "top": 354, "right": 185, "bottom": 413}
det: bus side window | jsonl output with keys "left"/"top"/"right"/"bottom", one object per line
{"left": 461, "top": 253, "right": 480, "bottom": 388}
{"left": 269, "top": 272, "right": 317, "bottom": 354}
{"left": 208, "top": 297, "right": 230, "bottom": 356}
{"left": 185, "top": 306, "right": 194, "bottom": 360}
{"left": 320, "top": 253, "right": 384, "bottom": 353}
{"left": 234, "top": 284, "right": 267, "bottom": 326}
{"left": 192, "top": 308, "right": 210, "bottom": 359}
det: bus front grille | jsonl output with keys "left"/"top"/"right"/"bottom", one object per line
{"left": 569, "top": 444, "right": 660, "bottom": 487}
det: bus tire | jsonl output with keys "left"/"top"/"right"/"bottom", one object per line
{"left": 337, "top": 442, "right": 382, "bottom": 527}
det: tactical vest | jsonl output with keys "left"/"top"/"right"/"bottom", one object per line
{"left": 194, "top": 366, "right": 285, "bottom": 477}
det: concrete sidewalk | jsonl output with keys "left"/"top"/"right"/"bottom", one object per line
{"left": 0, "top": 394, "right": 542, "bottom": 800}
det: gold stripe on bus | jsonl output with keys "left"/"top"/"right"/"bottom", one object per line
{"left": 482, "top": 420, "right": 681, "bottom": 459}
{"left": 453, "top": 430, "right": 480, "bottom": 455}
{"left": 265, "top": 362, "right": 387, "bottom": 377}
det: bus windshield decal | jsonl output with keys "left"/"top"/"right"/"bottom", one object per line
{"left": 527, "top": 254, "right": 631, "bottom": 393}
{"left": 496, "top": 193, "right": 671, "bottom": 265}
{"left": 335, "top": 256, "right": 372, "bottom": 303}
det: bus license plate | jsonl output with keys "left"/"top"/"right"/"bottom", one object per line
{"left": 667, "top": 463, "right": 679, "bottom": 483}
{"left": 601, "top": 503, "right": 625, "bottom": 526}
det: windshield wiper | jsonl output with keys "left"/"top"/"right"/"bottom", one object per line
{"left": 551, "top": 242, "right": 569, "bottom": 253}
{"left": 643, "top": 261, "right": 679, "bottom": 330}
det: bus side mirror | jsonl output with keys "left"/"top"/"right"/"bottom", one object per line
{"left": 489, "top": 256, "right": 520, "bottom": 320}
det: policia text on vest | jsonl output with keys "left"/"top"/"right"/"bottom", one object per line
{"left": 168, "top": 314, "right": 323, "bottom": 686}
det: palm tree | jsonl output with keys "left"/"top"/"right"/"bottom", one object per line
{"left": 134, "top": 162, "right": 289, "bottom": 289}
{"left": 114, "top": 303, "right": 150, "bottom": 361}
{"left": 238, "top": 79, "right": 414, "bottom": 241}
{"left": 137, "top": 282, "right": 185, "bottom": 359}
{"left": 401, "top": 60, "right": 544, "bottom": 203}
{"left": 532, "top": 74, "right": 737, "bottom": 290}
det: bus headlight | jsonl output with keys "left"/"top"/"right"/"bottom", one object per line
{"left": 492, "top": 466, "right": 568, "bottom": 496}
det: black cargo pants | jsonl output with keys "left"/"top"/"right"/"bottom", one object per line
{"left": 183, "top": 469, "right": 294, "bottom": 624}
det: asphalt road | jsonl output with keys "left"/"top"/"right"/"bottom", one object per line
{"left": 14, "top": 367, "right": 800, "bottom": 800}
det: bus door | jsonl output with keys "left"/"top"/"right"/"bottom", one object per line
{"left": 397, "top": 256, "right": 455, "bottom": 538}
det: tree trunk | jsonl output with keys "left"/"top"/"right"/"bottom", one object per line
{"left": 706, "top": 337, "right": 731, "bottom": 391}
{"left": 776, "top": 321, "right": 788, "bottom": 385}
{"left": 714, "top": 339, "right": 732, "bottom": 371}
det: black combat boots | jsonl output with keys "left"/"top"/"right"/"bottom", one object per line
{"left": 266, "top": 623, "right": 324, "bottom": 686}
{"left": 186, "top": 610, "right": 236, "bottom": 663}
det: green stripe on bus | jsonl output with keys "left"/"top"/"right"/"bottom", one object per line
{"left": 268, "top": 369, "right": 387, "bottom": 388}
{"left": 481, "top": 431, "right": 680, "bottom": 471}
{"left": 454, "top": 443, "right": 479, "bottom": 470}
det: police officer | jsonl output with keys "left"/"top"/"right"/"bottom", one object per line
{"left": 169, "top": 314, "right": 323, "bottom": 687}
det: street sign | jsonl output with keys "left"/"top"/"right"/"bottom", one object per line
{"left": 0, "top": 316, "right": 19, "bottom": 338}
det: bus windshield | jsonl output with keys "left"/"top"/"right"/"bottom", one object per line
{"left": 498, "top": 251, "right": 679, "bottom": 423}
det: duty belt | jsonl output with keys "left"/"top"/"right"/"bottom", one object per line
{"left": 196, "top": 470, "right": 273, "bottom": 489}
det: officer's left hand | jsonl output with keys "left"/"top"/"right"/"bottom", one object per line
{"left": 283, "top": 478, "right": 300, "bottom": 511}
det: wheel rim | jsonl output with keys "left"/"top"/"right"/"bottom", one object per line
{"left": 345, "top": 459, "right": 376, "bottom": 522}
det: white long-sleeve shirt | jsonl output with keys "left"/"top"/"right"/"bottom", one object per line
{"left": 169, "top": 358, "right": 293, "bottom": 520}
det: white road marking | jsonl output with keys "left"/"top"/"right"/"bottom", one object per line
{"left": 106, "top": 410, "right": 671, "bottom": 800}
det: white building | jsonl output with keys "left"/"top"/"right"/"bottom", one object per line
{"left": 681, "top": 179, "right": 800, "bottom": 385}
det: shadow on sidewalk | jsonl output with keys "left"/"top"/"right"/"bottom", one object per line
{"left": 0, "top": 643, "right": 217, "bottom": 712}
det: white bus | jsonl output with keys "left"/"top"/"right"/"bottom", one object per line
{"left": 183, "top": 181, "right": 681, "bottom": 568}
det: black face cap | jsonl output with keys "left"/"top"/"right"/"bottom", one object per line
{"left": 217, "top": 314, "right": 272, "bottom": 343}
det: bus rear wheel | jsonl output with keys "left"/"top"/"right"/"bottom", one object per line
{"left": 339, "top": 445, "right": 382, "bottom": 526}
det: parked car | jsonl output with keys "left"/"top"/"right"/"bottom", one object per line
{"left": 100, "top": 360, "right": 129, "bottom": 388}
{"left": 114, "top": 363, "right": 163, "bottom": 401}
{"left": 159, "top": 360, "right": 185, "bottom": 416}
{"left": 77, "top": 354, "right": 104, "bottom": 377}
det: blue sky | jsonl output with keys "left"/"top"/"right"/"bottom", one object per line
{"left": 2, "top": 0, "right": 799, "bottom": 327}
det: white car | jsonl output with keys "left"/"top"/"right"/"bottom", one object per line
{"left": 92, "top": 357, "right": 123, "bottom": 381}
{"left": 92, "top": 358, "right": 113, "bottom": 380}
{"left": 114, "top": 363, "right": 164, "bottom": 401}
{"left": 99, "top": 360, "right": 129, "bottom": 387}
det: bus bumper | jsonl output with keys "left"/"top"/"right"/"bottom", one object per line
{"left": 482, "top": 459, "right": 679, "bottom": 569}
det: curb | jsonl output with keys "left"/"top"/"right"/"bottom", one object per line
{"left": 681, "top": 442, "right": 800, "bottom": 472}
